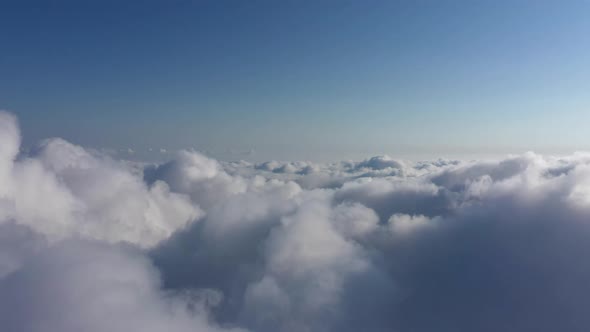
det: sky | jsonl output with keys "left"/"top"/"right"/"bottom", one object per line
{"left": 1, "top": 0, "right": 590, "bottom": 161}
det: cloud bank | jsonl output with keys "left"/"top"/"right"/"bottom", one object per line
{"left": 2, "top": 111, "right": 590, "bottom": 331}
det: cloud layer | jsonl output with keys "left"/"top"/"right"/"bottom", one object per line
{"left": 2, "top": 111, "right": 590, "bottom": 331}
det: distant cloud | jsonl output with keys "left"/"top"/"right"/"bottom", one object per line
{"left": 355, "top": 155, "right": 405, "bottom": 170}
{"left": 2, "top": 111, "right": 590, "bottom": 331}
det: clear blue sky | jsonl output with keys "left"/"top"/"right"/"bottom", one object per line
{"left": 2, "top": 0, "right": 590, "bottom": 161}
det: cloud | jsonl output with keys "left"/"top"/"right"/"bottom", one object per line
{"left": 3, "top": 110, "right": 590, "bottom": 331}
{"left": 0, "top": 113, "right": 201, "bottom": 247}
{"left": 254, "top": 161, "right": 318, "bottom": 175}
{"left": 0, "top": 239, "right": 246, "bottom": 332}
{"left": 355, "top": 155, "right": 405, "bottom": 171}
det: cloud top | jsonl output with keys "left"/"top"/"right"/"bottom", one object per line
{"left": 2, "top": 111, "right": 590, "bottom": 331}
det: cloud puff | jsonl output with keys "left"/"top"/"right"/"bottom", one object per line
{"left": 355, "top": 155, "right": 405, "bottom": 171}
{"left": 255, "top": 161, "right": 318, "bottom": 175}
{"left": 4, "top": 111, "right": 590, "bottom": 331}
{"left": 0, "top": 239, "right": 246, "bottom": 332}
{"left": 0, "top": 113, "right": 201, "bottom": 247}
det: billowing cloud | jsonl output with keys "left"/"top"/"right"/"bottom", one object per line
{"left": 3, "top": 131, "right": 202, "bottom": 247}
{"left": 3, "top": 110, "right": 590, "bottom": 331}
{"left": 0, "top": 239, "right": 246, "bottom": 332}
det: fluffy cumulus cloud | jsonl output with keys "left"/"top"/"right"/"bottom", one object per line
{"left": 4, "top": 111, "right": 590, "bottom": 331}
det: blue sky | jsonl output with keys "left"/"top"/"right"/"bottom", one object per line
{"left": 1, "top": 0, "right": 590, "bottom": 161}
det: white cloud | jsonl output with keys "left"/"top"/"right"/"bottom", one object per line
{"left": 0, "top": 113, "right": 201, "bottom": 247}
{"left": 4, "top": 111, "right": 590, "bottom": 331}
{"left": 388, "top": 213, "right": 433, "bottom": 235}
{"left": 0, "top": 239, "right": 246, "bottom": 332}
